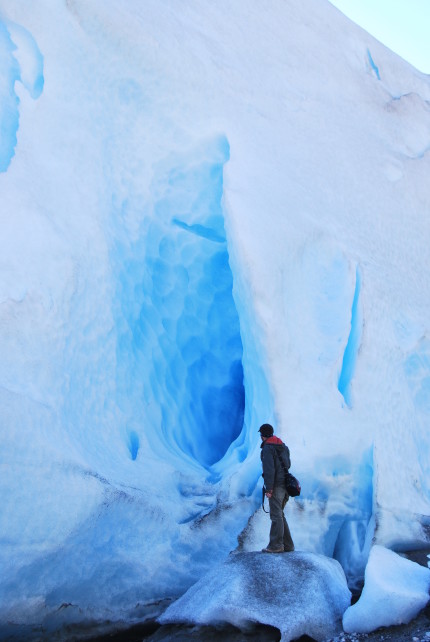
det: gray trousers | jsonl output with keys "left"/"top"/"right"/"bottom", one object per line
{"left": 268, "top": 485, "right": 295, "bottom": 551}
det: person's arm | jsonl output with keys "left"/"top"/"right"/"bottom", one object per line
{"left": 262, "top": 446, "right": 275, "bottom": 496}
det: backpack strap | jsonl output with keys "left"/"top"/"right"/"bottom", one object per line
{"left": 275, "top": 448, "right": 301, "bottom": 497}
{"left": 275, "top": 447, "right": 290, "bottom": 471}
{"left": 274, "top": 447, "right": 290, "bottom": 481}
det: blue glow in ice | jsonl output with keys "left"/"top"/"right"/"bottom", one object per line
{"left": 172, "top": 218, "right": 225, "bottom": 243}
{"left": 338, "top": 267, "right": 362, "bottom": 408}
{"left": 128, "top": 431, "right": 140, "bottom": 461}
{"left": 7, "top": 22, "right": 44, "bottom": 99}
{"left": 32, "top": 70, "right": 44, "bottom": 100}
{"left": 0, "top": 20, "right": 44, "bottom": 172}
{"left": 0, "top": 22, "right": 20, "bottom": 172}
{"left": 332, "top": 447, "right": 374, "bottom": 590}
{"left": 113, "top": 136, "right": 245, "bottom": 469}
{"left": 367, "top": 49, "right": 381, "bottom": 80}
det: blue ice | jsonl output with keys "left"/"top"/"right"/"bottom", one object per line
{"left": 0, "top": 22, "right": 20, "bottom": 172}
{"left": 0, "top": 20, "right": 44, "bottom": 172}
{"left": 367, "top": 49, "right": 381, "bottom": 81}
{"left": 338, "top": 267, "right": 362, "bottom": 407}
{"left": 172, "top": 218, "right": 225, "bottom": 243}
{"left": 331, "top": 447, "right": 374, "bottom": 590}
{"left": 128, "top": 430, "right": 140, "bottom": 460}
{"left": 113, "top": 136, "right": 245, "bottom": 468}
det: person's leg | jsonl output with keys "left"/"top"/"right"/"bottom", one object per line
{"left": 266, "top": 486, "right": 286, "bottom": 551}
{"left": 281, "top": 492, "right": 295, "bottom": 552}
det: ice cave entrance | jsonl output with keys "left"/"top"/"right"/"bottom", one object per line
{"left": 117, "top": 136, "right": 245, "bottom": 469}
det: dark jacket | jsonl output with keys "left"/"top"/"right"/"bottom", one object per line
{"left": 260, "top": 436, "right": 291, "bottom": 491}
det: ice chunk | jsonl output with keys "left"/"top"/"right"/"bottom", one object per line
{"left": 343, "top": 545, "right": 430, "bottom": 633}
{"left": 159, "top": 551, "right": 351, "bottom": 641}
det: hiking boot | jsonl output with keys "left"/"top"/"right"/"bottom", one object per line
{"left": 262, "top": 547, "right": 284, "bottom": 553}
{"left": 284, "top": 547, "right": 294, "bottom": 552}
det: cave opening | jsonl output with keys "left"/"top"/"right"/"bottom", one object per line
{"left": 118, "top": 136, "right": 246, "bottom": 469}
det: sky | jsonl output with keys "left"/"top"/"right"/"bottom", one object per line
{"left": 329, "top": 0, "right": 430, "bottom": 73}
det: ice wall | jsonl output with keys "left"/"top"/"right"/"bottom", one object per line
{"left": 1, "top": 0, "right": 430, "bottom": 634}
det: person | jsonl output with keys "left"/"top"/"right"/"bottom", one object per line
{"left": 259, "top": 423, "right": 295, "bottom": 554}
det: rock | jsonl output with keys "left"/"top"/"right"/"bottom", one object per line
{"left": 402, "top": 549, "right": 430, "bottom": 568}
{"left": 159, "top": 551, "right": 351, "bottom": 641}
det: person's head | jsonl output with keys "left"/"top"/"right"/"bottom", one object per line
{"left": 258, "top": 423, "right": 274, "bottom": 440}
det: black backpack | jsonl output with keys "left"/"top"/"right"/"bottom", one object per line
{"left": 275, "top": 447, "right": 301, "bottom": 497}
{"left": 285, "top": 472, "right": 301, "bottom": 497}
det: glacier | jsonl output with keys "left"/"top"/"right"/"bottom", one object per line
{"left": 0, "top": 0, "right": 430, "bottom": 638}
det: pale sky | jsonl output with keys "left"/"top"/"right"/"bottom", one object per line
{"left": 329, "top": 0, "right": 430, "bottom": 73}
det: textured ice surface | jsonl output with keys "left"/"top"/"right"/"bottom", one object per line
{"left": 343, "top": 545, "right": 430, "bottom": 633}
{"left": 0, "top": 0, "right": 430, "bottom": 635}
{"left": 160, "top": 551, "right": 351, "bottom": 642}
{"left": 112, "top": 136, "right": 245, "bottom": 469}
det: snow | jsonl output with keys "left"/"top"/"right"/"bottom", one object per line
{"left": 0, "top": 0, "right": 429, "bottom": 635}
{"left": 343, "top": 545, "right": 430, "bottom": 633}
{"left": 160, "top": 551, "right": 351, "bottom": 641}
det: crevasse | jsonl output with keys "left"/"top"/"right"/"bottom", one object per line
{"left": 338, "top": 267, "right": 362, "bottom": 408}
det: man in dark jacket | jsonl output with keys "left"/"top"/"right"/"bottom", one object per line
{"left": 259, "top": 423, "right": 295, "bottom": 554}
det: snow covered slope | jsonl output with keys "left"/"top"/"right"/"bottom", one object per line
{"left": 0, "top": 0, "right": 430, "bottom": 633}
